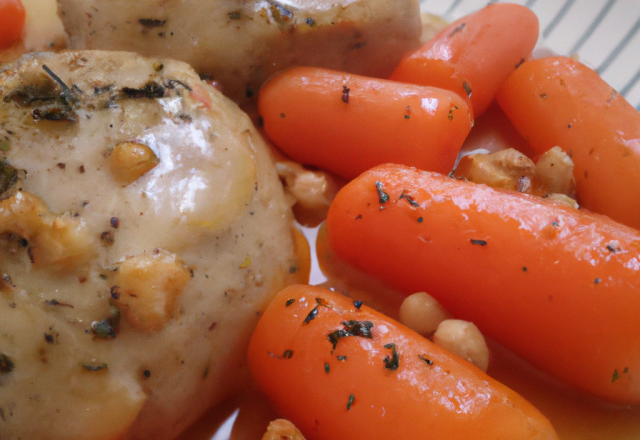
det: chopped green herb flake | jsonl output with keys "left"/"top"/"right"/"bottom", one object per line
{"left": 606, "top": 242, "right": 620, "bottom": 253}
{"left": 449, "top": 22, "right": 465, "bottom": 37}
{"left": 419, "top": 354, "right": 434, "bottom": 366}
{"left": 328, "top": 320, "right": 374, "bottom": 350}
{"left": 552, "top": 221, "right": 559, "bottom": 227}
{"left": 353, "top": 300, "right": 363, "bottom": 309}
{"left": 337, "top": 355, "right": 347, "bottom": 362}
{"left": 342, "top": 86, "right": 350, "bottom": 104}
{"left": 612, "top": 369, "right": 620, "bottom": 383}
{"left": 304, "top": 306, "right": 319, "bottom": 324}
{"left": 418, "top": 217, "right": 423, "bottom": 223}
{"left": 139, "top": 18, "right": 166, "bottom": 28}
{"left": 470, "top": 239, "right": 487, "bottom": 246}
{"left": 462, "top": 82, "right": 472, "bottom": 97}
{"left": 285, "top": 298, "right": 295, "bottom": 307}
{"left": 383, "top": 343, "right": 399, "bottom": 371}
{"left": 122, "top": 82, "right": 165, "bottom": 99}
{"left": 448, "top": 105, "right": 459, "bottom": 121}
{"left": 404, "top": 114, "right": 410, "bottom": 119}
{"left": 0, "top": 353, "right": 15, "bottom": 373}
{"left": 399, "top": 191, "right": 419, "bottom": 208}
{"left": 347, "top": 393, "right": 355, "bottom": 410}
{"left": 595, "top": 278, "right": 601, "bottom": 285}
{"left": 91, "top": 319, "right": 116, "bottom": 338}
{"left": 83, "top": 363, "right": 108, "bottom": 372}
{"left": 324, "top": 363, "right": 330, "bottom": 374}
{"left": 268, "top": 350, "right": 294, "bottom": 360}
{"left": 374, "top": 181, "right": 389, "bottom": 204}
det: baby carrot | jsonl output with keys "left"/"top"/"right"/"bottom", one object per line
{"left": 496, "top": 56, "right": 640, "bottom": 230}
{"left": 248, "top": 284, "right": 558, "bottom": 440}
{"left": 390, "top": 3, "right": 539, "bottom": 117}
{"left": 258, "top": 67, "right": 471, "bottom": 180}
{"left": 0, "top": 0, "right": 25, "bottom": 49}
{"left": 326, "top": 164, "right": 640, "bottom": 404}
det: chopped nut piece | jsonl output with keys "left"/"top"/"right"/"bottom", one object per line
{"left": 0, "top": 190, "right": 94, "bottom": 269}
{"left": 454, "top": 147, "right": 577, "bottom": 204}
{"left": 545, "top": 193, "right": 579, "bottom": 209}
{"left": 454, "top": 148, "right": 536, "bottom": 192}
{"left": 261, "top": 419, "right": 306, "bottom": 440}
{"left": 276, "top": 159, "right": 342, "bottom": 226}
{"left": 111, "top": 249, "right": 191, "bottom": 333}
{"left": 109, "top": 142, "right": 159, "bottom": 185}
{"left": 535, "top": 146, "right": 576, "bottom": 198}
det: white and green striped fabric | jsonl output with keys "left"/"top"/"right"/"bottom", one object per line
{"left": 421, "top": 0, "right": 640, "bottom": 109}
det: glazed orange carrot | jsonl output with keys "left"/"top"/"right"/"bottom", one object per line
{"left": 259, "top": 67, "right": 472, "bottom": 180}
{"left": 248, "top": 284, "right": 558, "bottom": 440}
{"left": 0, "top": 0, "right": 25, "bottom": 49}
{"left": 390, "top": 3, "right": 538, "bottom": 117}
{"left": 326, "top": 164, "right": 640, "bottom": 404}
{"left": 497, "top": 56, "right": 640, "bottom": 230}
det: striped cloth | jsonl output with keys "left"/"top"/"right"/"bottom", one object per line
{"left": 420, "top": 0, "right": 640, "bottom": 110}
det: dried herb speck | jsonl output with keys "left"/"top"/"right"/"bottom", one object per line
{"left": 383, "top": 343, "right": 399, "bottom": 371}
{"left": 449, "top": 22, "right": 466, "bottom": 37}
{"left": 328, "top": 320, "right": 374, "bottom": 350}
{"left": 462, "top": 82, "right": 472, "bottom": 97}
{"left": 353, "top": 300, "right": 363, "bottom": 309}
{"left": 91, "top": 319, "right": 116, "bottom": 338}
{"left": 375, "top": 181, "right": 389, "bottom": 204}
{"left": 347, "top": 394, "right": 355, "bottom": 410}
{"left": 83, "top": 363, "right": 108, "bottom": 372}
{"left": 0, "top": 354, "right": 15, "bottom": 373}
{"left": 304, "top": 306, "right": 319, "bottom": 324}
{"left": 612, "top": 369, "right": 620, "bottom": 383}
{"left": 419, "top": 354, "right": 434, "bottom": 366}
{"left": 324, "top": 363, "right": 330, "bottom": 374}
{"left": 342, "top": 86, "right": 350, "bottom": 104}
{"left": 286, "top": 298, "right": 295, "bottom": 307}
{"left": 139, "top": 18, "right": 166, "bottom": 28}
{"left": 399, "top": 191, "right": 419, "bottom": 207}
{"left": 470, "top": 239, "right": 487, "bottom": 246}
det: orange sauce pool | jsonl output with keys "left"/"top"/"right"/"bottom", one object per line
{"left": 176, "top": 223, "right": 640, "bottom": 440}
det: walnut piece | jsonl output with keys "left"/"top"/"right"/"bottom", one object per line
{"left": 0, "top": 190, "right": 94, "bottom": 269}
{"left": 261, "top": 419, "right": 306, "bottom": 440}
{"left": 454, "top": 147, "right": 577, "bottom": 205}
{"left": 111, "top": 249, "right": 191, "bottom": 333}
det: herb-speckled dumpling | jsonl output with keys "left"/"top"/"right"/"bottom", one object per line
{"left": 0, "top": 50, "right": 303, "bottom": 440}
{"left": 57, "top": 0, "right": 422, "bottom": 102}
